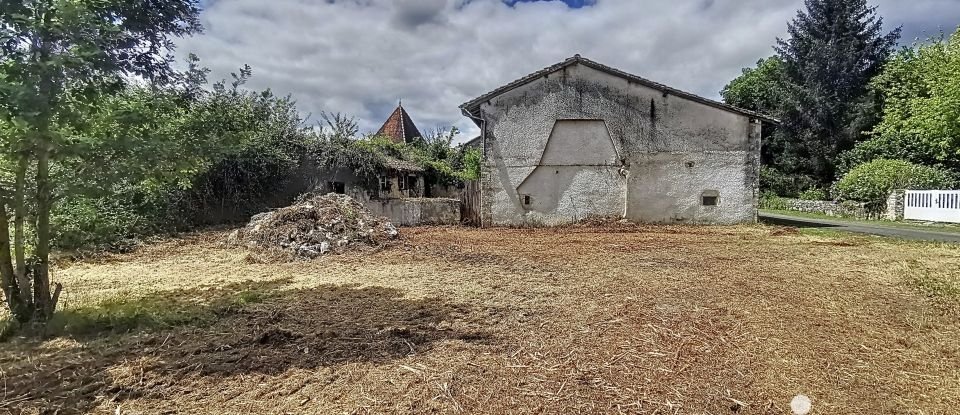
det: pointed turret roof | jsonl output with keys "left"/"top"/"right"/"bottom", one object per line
{"left": 377, "top": 102, "right": 423, "bottom": 144}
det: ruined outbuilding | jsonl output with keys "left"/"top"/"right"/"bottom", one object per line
{"left": 460, "top": 55, "right": 774, "bottom": 226}
{"left": 307, "top": 103, "right": 461, "bottom": 226}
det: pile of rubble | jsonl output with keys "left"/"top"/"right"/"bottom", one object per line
{"left": 229, "top": 193, "right": 399, "bottom": 258}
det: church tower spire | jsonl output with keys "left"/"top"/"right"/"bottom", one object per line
{"left": 377, "top": 102, "right": 423, "bottom": 144}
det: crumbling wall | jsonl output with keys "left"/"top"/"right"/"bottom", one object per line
{"left": 479, "top": 63, "right": 759, "bottom": 226}
{"left": 365, "top": 198, "right": 461, "bottom": 226}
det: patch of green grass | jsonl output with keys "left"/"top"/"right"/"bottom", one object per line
{"left": 762, "top": 209, "right": 960, "bottom": 234}
{"left": 906, "top": 265, "right": 960, "bottom": 303}
{"left": 3, "top": 278, "right": 292, "bottom": 340}
{"left": 793, "top": 225, "right": 960, "bottom": 249}
{"left": 796, "top": 227, "right": 858, "bottom": 239}
{"left": 45, "top": 296, "right": 212, "bottom": 337}
{"left": 899, "top": 259, "right": 960, "bottom": 314}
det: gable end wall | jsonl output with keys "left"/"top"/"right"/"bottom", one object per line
{"left": 478, "top": 63, "right": 760, "bottom": 226}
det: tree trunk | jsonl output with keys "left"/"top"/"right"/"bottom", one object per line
{"left": 0, "top": 200, "right": 29, "bottom": 322}
{"left": 14, "top": 156, "right": 30, "bottom": 302}
{"left": 33, "top": 143, "right": 59, "bottom": 319}
{"left": 30, "top": 14, "right": 61, "bottom": 321}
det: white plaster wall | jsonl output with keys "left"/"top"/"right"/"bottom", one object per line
{"left": 478, "top": 62, "right": 760, "bottom": 226}
{"left": 626, "top": 152, "right": 754, "bottom": 224}
{"left": 503, "top": 166, "right": 625, "bottom": 226}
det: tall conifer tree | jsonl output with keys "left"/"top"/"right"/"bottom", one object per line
{"left": 775, "top": 0, "right": 900, "bottom": 183}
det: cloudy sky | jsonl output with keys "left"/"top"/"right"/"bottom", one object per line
{"left": 179, "top": 0, "right": 960, "bottom": 141}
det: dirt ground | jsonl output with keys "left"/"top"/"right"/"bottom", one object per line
{"left": 1, "top": 224, "right": 959, "bottom": 414}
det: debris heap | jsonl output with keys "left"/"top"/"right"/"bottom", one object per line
{"left": 229, "top": 193, "right": 399, "bottom": 258}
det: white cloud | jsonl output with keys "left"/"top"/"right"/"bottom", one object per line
{"left": 177, "top": 0, "right": 960, "bottom": 141}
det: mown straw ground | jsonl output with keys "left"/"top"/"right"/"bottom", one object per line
{"left": 1, "top": 224, "right": 958, "bottom": 414}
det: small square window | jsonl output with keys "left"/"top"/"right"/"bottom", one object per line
{"left": 702, "top": 190, "right": 720, "bottom": 207}
{"left": 379, "top": 176, "right": 390, "bottom": 192}
{"left": 522, "top": 195, "right": 531, "bottom": 205}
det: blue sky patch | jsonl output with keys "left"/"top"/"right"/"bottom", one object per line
{"left": 505, "top": 0, "right": 596, "bottom": 8}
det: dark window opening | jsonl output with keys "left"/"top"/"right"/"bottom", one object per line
{"left": 702, "top": 190, "right": 720, "bottom": 206}
{"left": 328, "top": 181, "right": 345, "bottom": 195}
{"left": 379, "top": 176, "right": 391, "bottom": 192}
{"left": 523, "top": 195, "right": 531, "bottom": 205}
{"left": 397, "top": 175, "right": 407, "bottom": 191}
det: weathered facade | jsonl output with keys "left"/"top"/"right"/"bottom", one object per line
{"left": 460, "top": 55, "right": 772, "bottom": 226}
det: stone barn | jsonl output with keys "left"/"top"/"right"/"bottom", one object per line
{"left": 459, "top": 55, "right": 774, "bottom": 226}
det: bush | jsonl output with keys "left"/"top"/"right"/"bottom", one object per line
{"left": 760, "top": 166, "right": 817, "bottom": 198}
{"left": 51, "top": 80, "right": 316, "bottom": 252}
{"left": 797, "top": 188, "right": 829, "bottom": 201}
{"left": 53, "top": 183, "right": 184, "bottom": 252}
{"left": 833, "top": 159, "right": 955, "bottom": 206}
{"left": 759, "top": 191, "right": 791, "bottom": 210}
{"left": 457, "top": 148, "right": 482, "bottom": 181}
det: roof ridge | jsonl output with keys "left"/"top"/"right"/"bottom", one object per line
{"left": 460, "top": 55, "right": 777, "bottom": 123}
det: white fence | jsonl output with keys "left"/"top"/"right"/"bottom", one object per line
{"left": 904, "top": 190, "right": 960, "bottom": 223}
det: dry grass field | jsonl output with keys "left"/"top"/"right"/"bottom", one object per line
{"left": 1, "top": 224, "right": 959, "bottom": 414}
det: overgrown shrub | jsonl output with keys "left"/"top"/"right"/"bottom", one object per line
{"left": 314, "top": 136, "right": 388, "bottom": 191}
{"left": 319, "top": 130, "right": 480, "bottom": 193}
{"left": 760, "top": 166, "right": 817, "bottom": 197}
{"left": 833, "top": 159, "right": 955, "bottom": 207}
{"left": 50, "top": 73, "right": 316, "bottom": 252}
{"left": 46, "top": 75, "right": 475, "bottom": 253}
{"left": 759, "top": 191, "right": 791, "bottom": 210}
{"left": 797, "top": 187, "right": 829, "bottom": 201}
{"left": 457, "top": 148, "right": 482, "bottom": 181}
{"left": 53, "top": 183, "right": 184, "bottom": 252}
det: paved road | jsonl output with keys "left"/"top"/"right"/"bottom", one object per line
{"left": 758, "top": 212, "right": 960, "bottom": 243}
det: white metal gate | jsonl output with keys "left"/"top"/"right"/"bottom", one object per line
{"left": 904, "top": 190, "right": 960, "bottom": 223}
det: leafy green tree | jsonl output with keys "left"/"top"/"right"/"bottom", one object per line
{"left": 0, "top": 0, "right": 202, "bottom": 322}
{"left": 186, "top": 79, "right": 314, "bottom": 224}
{"left": 721, "top": 57, "right": 785, "bottom": 114}
{"left": 457, "top": 147, "right": 482, "bottom": 181}
{"left": 841, "top": 30, "right": 960, "bottom": 174}
{"left": 721, "top": 56, "right": 793, "bottom": 181}
{"left": 47, "top": 63, "right": 318, "bottom": 251}
{"left": 775, "top": 0, "right": 900, "bottom": 184}
{"left": 319, "top": 111, "right": 360, "bottom": 145}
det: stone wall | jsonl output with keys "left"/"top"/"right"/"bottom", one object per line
{"left": 365, "top": 198, "right": 461, "bottom": 226}
{"left": 772, "top": 198, "right": 871, "bottom": 218}
{"left": 884, "top": 190, "right": 905, "bottom": 221}
{"left": 769, "top": 192, "right": 908, "bottom": 220}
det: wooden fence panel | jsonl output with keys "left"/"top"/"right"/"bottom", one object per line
{"left": 460, "top": 180, "right": 481, "bottom": 226}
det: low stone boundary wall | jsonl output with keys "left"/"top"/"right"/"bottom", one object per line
{"left": 764, "top": 191, "right": 911, "bottom": 220}
{"left": 774, "top": 198, "right": 872, "bottom": 218}
{"left": 366, "top": 198, "right": 461, "bottom": 226}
